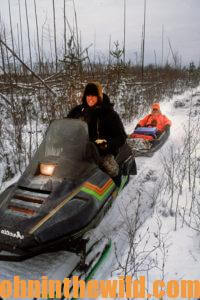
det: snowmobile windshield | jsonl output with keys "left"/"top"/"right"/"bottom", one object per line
{"left": 18, "top": 119, "right": 96, "bottom": 189}
{"left": 40, "top": 119, "right": 92, "bottom": 179}
{"left": 44, "top": 119, "right": 88, "bottom": 161}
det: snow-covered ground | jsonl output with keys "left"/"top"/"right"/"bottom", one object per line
{"left": 0, "top": 85, "right": 200, "bottom": 300}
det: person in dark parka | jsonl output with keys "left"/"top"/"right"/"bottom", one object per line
{"left": 68, "top": 82, "right": 127, "bottom": 180}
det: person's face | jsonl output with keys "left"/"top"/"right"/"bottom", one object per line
{"left": 152, "top": 108, "right": 160, "bottom": 115}
{"left": 86, "top": 95, "right": 98, "bottom": 107}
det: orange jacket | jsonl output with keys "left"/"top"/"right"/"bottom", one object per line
{"left": 138, "top": 113, "right": 171, "bottom": 132}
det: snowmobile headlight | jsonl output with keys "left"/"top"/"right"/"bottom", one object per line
{"left": 40, "top": 163, "right": 57, "bottom": 176}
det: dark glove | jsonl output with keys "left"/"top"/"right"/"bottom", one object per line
{"left": 156, "top": 130, "right": 162, "bottom": 137}
{"left": 135, "top": 124, "right": 141, "bottom": 129}
{"left": 164, "top": 124, "right": 170, "bottom": 131}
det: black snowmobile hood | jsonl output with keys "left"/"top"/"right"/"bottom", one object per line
{"left": 0, "top": 119, "right": 97, "bottom": 248}
{"left": 0, "top": 119, "right": 134, "bottom": 261}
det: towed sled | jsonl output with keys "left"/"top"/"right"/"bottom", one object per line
{"left": 127, "top": 126, "right": 170, "bottom": 157}
{"left": 0, "top": 119, "right": 136, "bottom": 262}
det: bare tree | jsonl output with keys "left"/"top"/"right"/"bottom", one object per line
{"left": 123, "top": 0, "right": 126, "bottom": 64}
{"left": 63, "top": 0, "right": 67, "bottom": 55}
{"left": 24, "top": 0, "right": 33, "bottom": 69}
{"left": 18, "top": 0, "right": 24, "bottom": 63}
{"left": 52, "top": 0, "right": 58, "bottom": 72}
{"left": 34, "top": 0, "right": 41, "bottom": 74}
{"left": 8, "top": 0, "right": 17, "bottom": 75}
{"left": 72, "top": 0, "right": 79, "bottom": 57}
{"left": 141, "top": 0, "right": 147, "bottom": 81}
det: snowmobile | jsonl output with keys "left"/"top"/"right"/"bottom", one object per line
{"left": 0, "top": 119, "right": 136, "bottom": 262}
{"left": 127, "top": 126, "right": 170, "bottom": 157}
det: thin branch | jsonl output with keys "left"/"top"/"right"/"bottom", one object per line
{"left": 0, "top": 37, "right": 57, "bottom": 96}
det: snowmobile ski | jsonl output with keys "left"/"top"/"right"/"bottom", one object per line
{"left": 65, "top": 239, "right": 112, "bottom": 300}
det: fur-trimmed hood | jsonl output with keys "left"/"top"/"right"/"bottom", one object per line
{"left": 81, "top": 82, "right": 113, "bottom": 110}
{"left": 82, "top": 82, "right": 103, "bottom": 104}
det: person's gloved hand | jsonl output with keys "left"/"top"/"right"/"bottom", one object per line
{"left": 95, "top": 139, "right": 107, "bottom": 150}
{"left": 164, "top": 124, "right": 170, "bottom": 131}
{"left": 156, "top": 130, "right": 162, "bottom": 137}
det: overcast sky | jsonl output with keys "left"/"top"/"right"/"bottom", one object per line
{"left": 0, "top": 0, "right": 200, "bottom": 66}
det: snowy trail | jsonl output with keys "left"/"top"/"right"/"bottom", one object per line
{"left": 0, "top": 85, "right": 200, "bottom": 300}
{"left": 106, "top": 86, "right": 200, "bottom": 299}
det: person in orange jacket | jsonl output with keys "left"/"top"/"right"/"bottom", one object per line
{"left": 135, "top": 103, "right": 171, "bottom": 135}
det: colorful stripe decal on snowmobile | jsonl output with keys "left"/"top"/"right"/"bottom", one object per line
{"left": 29, "top": 177, "right": 127, "bottom": 234}
{"left": 83, "top": 178, "right": 113, "bottom": 194}
{"left": 80, "top": 179, "right": 115, "bottom": 201}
